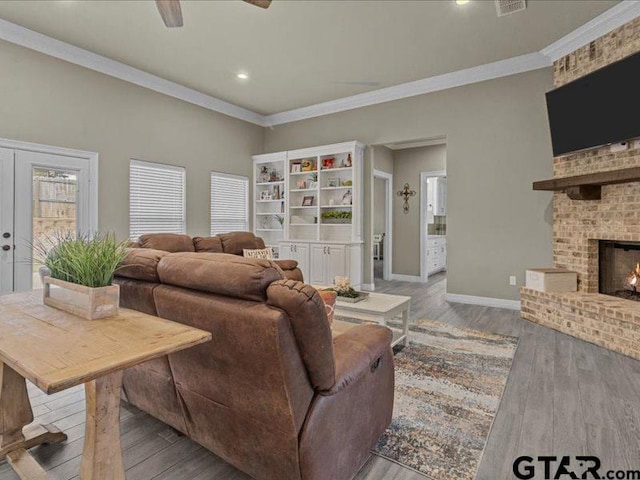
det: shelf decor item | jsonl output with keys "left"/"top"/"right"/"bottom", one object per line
{"left": 321, "top": 210, "right": 352, "bottom": 224}
{"left": 35, "top": 232, "right": 128, "bottom": 320}
{"left": 259, "top": 166, "right": 270, "bottom": 183}
{"left": 341, "top": 189, "right": 352, "bottom": 205}
{"left": 302, "top": 196, "right": 314, "bottom": 206}
{"left": 291, "top": 163, "right": 301, "bottom": 173}
{"left": 301, "top": 159, "right": 315, "bottom": 172}
{"left": 327, "top": 177, "right": 340, "bottom": 188}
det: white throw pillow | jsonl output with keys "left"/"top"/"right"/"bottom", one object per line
{"left": 243, "top": 247, "right": 274, "bottom": 260}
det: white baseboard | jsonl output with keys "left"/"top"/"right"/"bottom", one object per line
{"left": 390, "top": 274, "right": 424, "bottom": 283}
{"left": 445, "top": 293, "right": 521, "bottom": 311}
{"left": 361, "top": 283, "right": 375, "bottom": 291}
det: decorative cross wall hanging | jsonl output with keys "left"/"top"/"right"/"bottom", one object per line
{"left": 396, "top": 183, "right": 416, "bottom": 214}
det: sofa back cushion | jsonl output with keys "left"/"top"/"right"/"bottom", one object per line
{"left": 192, "top": 236, "right": 223, "bottom": 253}
{"left": 117, "top": 248, "right": 169, "bottom": 283}
{"left": 157, "top": 252, "right": 284, "bottom": 302}
{"left": 267, "top": 280, "right": 336, "bottom": 390}
{"left": 218, "top": 232, "right": 262, "bottom": 255}
{"left": 138, "top": 233, "right": 195, "bottom": 253}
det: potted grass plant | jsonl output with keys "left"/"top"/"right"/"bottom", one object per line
{"left": 34, "top": 232, "right": 128, "bottom": 320}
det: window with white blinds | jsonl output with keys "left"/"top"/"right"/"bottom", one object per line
{"left": 210, "top": 172, "right": 249, "bottom": 235}
{"left": 129, "top": 159, "right": 186, "bottom": 239}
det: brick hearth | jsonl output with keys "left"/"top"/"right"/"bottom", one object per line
{"left": 521, "top": 288, "right": 640, "bottom": 360}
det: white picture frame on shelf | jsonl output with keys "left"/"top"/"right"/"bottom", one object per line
{"left": 291, "top": 163, "right": 301, "bottom": 173}
{"left": 327, "top": 177, "right": 340, "bottom": 188}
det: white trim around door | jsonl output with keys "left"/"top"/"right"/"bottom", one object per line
{"left": 0, "top": 138, "right": 99, "bottom": 233}
{"left": 0, "top": 138, "right": 99, "bottom": 292}
{"left": 372, "top": 169, "right": 393, "bottom": 284}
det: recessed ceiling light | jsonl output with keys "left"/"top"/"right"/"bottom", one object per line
{"left": 237, "top": 72, "right": 249, "bottom": 80}
{"left": 456, "top": 0, "right": 470, "bottom": 5}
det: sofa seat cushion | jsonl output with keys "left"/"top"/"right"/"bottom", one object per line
{"left": 218, "top": 232, "right": 261, "bottom": 255}
{"left": 157, "top": 252, "right": 285, "bottom": 302}
{"left": 139, "top": 233, "right": 195, "bottom": 253}
{"left": 117, "top": 248, "right": 169, "bottom": 283}
{"left": 193, "top": 236, "right": 224, "bottom": 253}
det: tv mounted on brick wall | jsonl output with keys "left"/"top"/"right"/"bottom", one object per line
{"left": 545, "top": 50, "right": 640, "bottom": 157}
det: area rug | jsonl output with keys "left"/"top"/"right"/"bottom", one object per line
{"left": 345, "top": 318, "right": 518, "bottom": 480}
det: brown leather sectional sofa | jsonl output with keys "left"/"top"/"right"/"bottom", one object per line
{"left": 128, "top": 231, "right": 303, "bottom": 281}
{"left": 115, "top": 233, "right": 394, "bottom": 480}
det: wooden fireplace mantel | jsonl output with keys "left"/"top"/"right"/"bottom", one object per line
{"left": 533, "top": 167, "right": 640, "bottom": 200}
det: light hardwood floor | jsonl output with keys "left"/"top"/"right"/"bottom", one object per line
{"left": 1, "top": 274, "right": 639, "bottom": 479}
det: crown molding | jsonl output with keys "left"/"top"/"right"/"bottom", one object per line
{"left": 1, "top": 0, "right": 637, "bottom": 129}
{"left": 384, "top": 137, "right": 447, "bottom": 150}
{"left": 264, "top": 52, "right": 551, "bottom": 126}
{"left": 541, "top": 0, "right": 640, "bottom": 61}
{"left": 0, "top": 18, "right": 267, "bottom": 126}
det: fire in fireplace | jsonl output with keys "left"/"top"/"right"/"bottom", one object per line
{"left": 599, "top": 241, "right": 640, "bottom": 301}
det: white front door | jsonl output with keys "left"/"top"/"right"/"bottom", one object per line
{"left": 0, "top": 147, "right": 94, "bottom": 293}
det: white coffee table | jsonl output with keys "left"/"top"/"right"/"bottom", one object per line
{"left": 334, "top": 292, "right": 411, "bottom": 346}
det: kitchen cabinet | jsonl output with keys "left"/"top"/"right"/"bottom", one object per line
{"left": 426, "top": 237, "right": 447, "bottom": 275}
{"left": 426, "top": 177, "right": 447, "bottom": 220}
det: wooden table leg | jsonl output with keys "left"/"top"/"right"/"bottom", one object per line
{"left": 1, "top": 362, "right": 67, "bottom": 478}
{"left": 0, "top": 362, "right": 33, "bottom": 450}
{"left": 402, "top": 306, "right": 410, "bottom": 346}
{"left": 80, "top": 370, "right": 125, "bottom": 480}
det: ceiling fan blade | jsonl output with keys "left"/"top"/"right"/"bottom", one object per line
{"left": 244, "top": 0, "right": 272, "bottom": 9}
{"left": 155, "top": 0, "right": 183, "bottom": 27}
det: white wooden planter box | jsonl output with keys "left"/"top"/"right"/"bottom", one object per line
{"left": 43, "top": 276, "right": 120, "bottom": 320}
{"left": 525, "top": 268, "right": 577, "bottom": 293}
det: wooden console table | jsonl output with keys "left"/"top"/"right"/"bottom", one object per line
{"left": 0, "top": 290, "right": 211, "bottom": 479}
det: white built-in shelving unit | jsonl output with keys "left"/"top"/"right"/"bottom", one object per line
{"left": 252, "top": 141, "right": 364, "bottom": 287}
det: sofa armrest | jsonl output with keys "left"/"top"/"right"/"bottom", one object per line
{"left": 320, "top": 324, "right": 392, "bottom": 396}
{"left": 273, "top": 259, "right": 298, "bottom": 270}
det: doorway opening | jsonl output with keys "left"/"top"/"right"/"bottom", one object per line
{"left": 373, "top": 170, "right": 392, "bottom": 283}
{"left": 420, "top": 169, "right": 447, "bottom": 282}
{"left": 0, "top": 139, "right": 98, "bottom": 294}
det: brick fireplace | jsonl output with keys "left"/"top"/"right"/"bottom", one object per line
{"left": 521, "top": 17, "right": 640, "bottom": 360}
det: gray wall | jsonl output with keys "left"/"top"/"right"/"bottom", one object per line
{"left": 392, "top": 145, "right": 446, "bottom": 277}
{"left": 0, "top": 40, "right": 264, "bottom": 240}
{"left": 265, "top": 68, "right": 554, "bottom": 301}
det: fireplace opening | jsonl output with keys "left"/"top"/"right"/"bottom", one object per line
{"left": 599, "top": 241, "right": 640, "bottom": 301}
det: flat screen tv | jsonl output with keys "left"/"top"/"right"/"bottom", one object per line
{"left": 545, "top": 51, "right": 640, "bottom": 157}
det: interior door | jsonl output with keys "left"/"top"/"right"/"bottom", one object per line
{"left": 14, "top": 150, "right": 91, "bottom": 292}
{"left": 0, "top": 148, "right": 15, "bottom": 295}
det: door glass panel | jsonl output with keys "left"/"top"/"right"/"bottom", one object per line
{"left": 32, "top": 168, "right": 78, "bottom": 289}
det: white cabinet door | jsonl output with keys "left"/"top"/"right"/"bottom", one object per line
{"left": 294, "top": 243, "right": 310, "bottom": 281}
{"left": 309, "top": 244, "right": 327, "bottom": 285}
{"left": 326, "top": 245, "right": 347, "bottom": 284}
{"left": 426, "top": 178, "right": 435, "bottom": 224}
{"left": 280, "top": 243, "right": 294, "bottom": 259}
{"left": 281, "top": 242, "right": 310, "bottom": 280}
{"left": 436, "top": 178, "right": 447, "bottom": 216}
